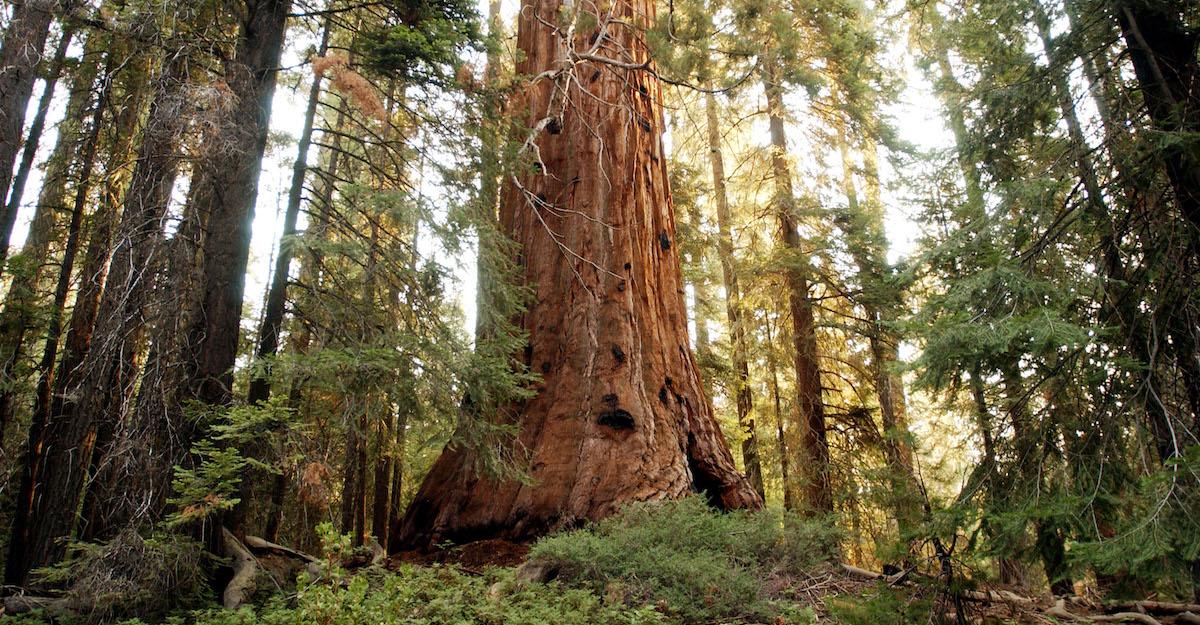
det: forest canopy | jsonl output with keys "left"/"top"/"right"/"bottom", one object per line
{"left": 0, "top": 0, "right": 1197, "bottom": 622}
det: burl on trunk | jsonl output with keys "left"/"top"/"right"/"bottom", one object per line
{"left": 391, "top": 0, "right": 761, "bottom": 550}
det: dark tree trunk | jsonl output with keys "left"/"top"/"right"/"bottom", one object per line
{"left": 184, "top": 0, "right": 290, "bottom": 408}
{"left": 1113, "top": 0, "right": 1200, "bottom": 241}
{"left": 371, "top": 406, "right": 393, "bottom": 543}
{"left": 391, "top": 0, "right": 761, "bottom": 551}
{"left": 0, "top": 27, "right": 76, "bottom": 444}
{"left": 0, "top": 0, "right": 67, "bottom": 269}
{"left": 93, "top": 0, "right": 292, "bottom": 536}
{"left": 387, "top": 397, "right": 408, "bottom": 534}
{"left": 5, "top": 56, "right": 188, "bottom": 585}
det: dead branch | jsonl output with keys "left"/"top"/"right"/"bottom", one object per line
{"left": 1047, "top": 599, "right": 1163, "bottom": 625}
{"left": 243, "top": 535, "right": 318, "bottom": 563}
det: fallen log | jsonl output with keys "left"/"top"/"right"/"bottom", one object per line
{"left": 1103, "top": 600, "right": 1200, "bottom": 615}
{"left": 2, "top": 595, "right": 69, "bottom": 616}
{"left": 960, "top": 588, "right": 1035, "bottom": 608}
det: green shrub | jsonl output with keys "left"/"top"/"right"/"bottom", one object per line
{"left": 153, "top": 565, "right": 666, "bottom": 625}
{"left": 527, "top": 497, "right": 838, "bottom": 624}
{"left": 827, "top": 585, "right": 934, "bottom": 625}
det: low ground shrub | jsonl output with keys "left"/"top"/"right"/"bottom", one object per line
{"left": 528, "top": 496, "right": 839, "bottom": 623}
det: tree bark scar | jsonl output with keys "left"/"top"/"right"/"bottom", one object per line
{"left": 659, "top": 232, "right": 670, "bottom": 250}
{"left": 598, "top": 393, "right": 635, "bottom": 429}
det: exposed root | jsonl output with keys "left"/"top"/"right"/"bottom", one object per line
{"left": 222, "top": 528, "right": 258, "bottom": 609}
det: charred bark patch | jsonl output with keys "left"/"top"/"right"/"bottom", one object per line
{"left": 546, "top": 118, "right": 562, "bottom": 135}
{"left": 598, "top": 409, "right": 635, "bottom": 430}
{"left": 659, "top": 232, "right": 670, "bottom": 250}
{"left": 617, "top": 279, "right": 626, "bottom": 292}
{"left": 658, "top": 387, "right": 669, "bottom": 406}
{"left": 590, "top": 70, "right": 601, "bottom": 82}
{"left": 611, "top": 344, "right": 625, "bottom": 365}
{"left": 598, "top": 394, "right": 635, "bottom": 429}
{"left": 623, "top": 262, "right": 631, "bottom": 271}
{"left": 540, "top": 361, "right": 551, "bottom": 374}
{"left": 638, "top": 116, "right": 652, "bottom": 133}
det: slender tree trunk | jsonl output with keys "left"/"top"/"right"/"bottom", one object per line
{"left": 685, "top": 200, "right": 714, "bottom": 385}
{"left": 387, "top": 396, "right": 408, "bottom": 533}
{"left": 763, "top": 311, "right": 793, "bottom": 510}
{"left": 1, "top": 25, "right": 72, "bottom": 233}
{"left": 340, "top": 406, "right": 360, "bottom": 538}
{"left": 392, "top": 0, "right": 761, "bottom": 551}
{"left": 0, "top": 27, "right": 77, "bottom": 443}
{"left": 6, "top": 55, "right": 189, "bottom": 585}
{"left": 833, "top": 123, "right": 920, "bottom": 544}
{"left": 763, "top": 60, "right": 831, "bottom": 515}
{"left": 704, "top": 89, "right": 763, "bottom": 499}
{"left": 246, "top": 14, "right": 330, "bottom": 406}
{"left": 259, "top": 98, "right": 351, "bottom": 543}
{"left": 0, "top": 0, "right": 69, "bottom": 268}
{"left": 371, "top": 404, "right": 393, "bottom": 543}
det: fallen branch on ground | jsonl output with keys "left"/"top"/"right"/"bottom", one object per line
{"left": 1047, "top": 599, "right": 1162, "bottom": 625}
{"left": 243, "top": 535, "right": 318, "bottom": 563}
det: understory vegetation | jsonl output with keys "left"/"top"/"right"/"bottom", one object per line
{"left": 7, "top": 500, "right": 922, "bottom": 625}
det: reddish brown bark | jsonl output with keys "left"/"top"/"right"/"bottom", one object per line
{"left": 391, "top": 0, "right": 760, "bottom": 550}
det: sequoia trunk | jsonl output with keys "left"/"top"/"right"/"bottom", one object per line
{"left": 392, "top": 0, "right": 760, "bottom": 550}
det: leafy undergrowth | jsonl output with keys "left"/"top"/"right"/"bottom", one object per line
{"left": 6, "top": 498, "right": 953, "bottom": 625}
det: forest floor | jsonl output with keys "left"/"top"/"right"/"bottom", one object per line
{"left": 6, "top": 500, "right": 1199, "bottom": 624}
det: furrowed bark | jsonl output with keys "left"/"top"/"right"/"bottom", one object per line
{"left": 392, "top": 0, "right": 761, "bottom": 551}
{"left": 7, "top": 54, "right": 189, "bottom": 585}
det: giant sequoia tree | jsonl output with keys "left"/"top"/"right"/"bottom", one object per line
{"left": 392, "top": 0, "right": 762, "bottom": 550}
